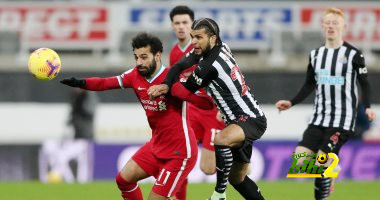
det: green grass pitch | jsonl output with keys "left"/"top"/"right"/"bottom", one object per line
{"left": 0, "top": 181, "right": 378, "bottom": 200}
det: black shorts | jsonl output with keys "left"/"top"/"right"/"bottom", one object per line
{"left": 298, "top": 125, "right": 353, "bottom": 155}
{"left": 229, "top": 116, "right": 267, "bottom": 163}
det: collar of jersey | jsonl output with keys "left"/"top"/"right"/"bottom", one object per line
{"left": 202, "top": 43, "right": 221, "bottom": 59}
{"left": 146, "top": 64, "right": 165, "bottom": 83}
{"left": 178, "top": 38, "right": 192, "bottom": 52}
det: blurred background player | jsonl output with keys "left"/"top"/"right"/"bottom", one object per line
{"left": 68, "top": 88, "right": 98, "bottom": 140}
{"left": 149, "top": 18, "right": 266, "bottom": 200}
{"left": 61, "top": 32, "right": 214, "bottom": 200}
{"left": 275, "top": 7, "right": 376, "bottom": 200}
{"left": 169, "top": 5, "right": 194, "bottom": 68}
{"left": 39, "top": 89, "right": 97, "bottom": 184}
{"left": 169, "top": 5, "right": 225, "bottom": 200}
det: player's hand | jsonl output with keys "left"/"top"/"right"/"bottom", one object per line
{"left": 366, "top": 108, "right": 376, "bottom": 121}
{"left": 148, "top": 84, "right": 169, "bottom": 100}
{"left": 216, "top": 111, "right": 224, "bottom": 122}
{"left": 275, "top": 100, "right": 292, "bottom": 111}
{"left": 60, "top": 77, "right": 86, "bottom": 88}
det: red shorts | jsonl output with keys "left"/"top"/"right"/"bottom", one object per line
{"left": 132, "top": 142, "right": 197, "bottom": 198}
{"left": 189, "top": 105, "right": 225, "bottom": 151}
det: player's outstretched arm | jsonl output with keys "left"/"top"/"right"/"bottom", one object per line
{"left": 61, "top": 77, "right": 121, "bottom": 91}
{"left": 171, "top": 82, "right": 214, "bottom": 110}
{"left": 60, "top": 77, "right": 86, "bottom": 88}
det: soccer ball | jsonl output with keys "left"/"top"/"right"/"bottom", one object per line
{"left": 28, "top": 48, "right": 61, "bottom": 80}
{"left": 317, "top": 154, "right": 328, "bottom": 164}
{"left": 47, "top": 170, "right": 63, "bottom": 184}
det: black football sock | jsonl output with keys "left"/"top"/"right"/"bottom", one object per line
{"left": 231, "top": 176, "right": 265, "bottom": 200}
{"left": 314, "top": 175, "right": 331, "bottom": 200}
{"left": 214, "top": 145, "right": 233, "bottom": 194}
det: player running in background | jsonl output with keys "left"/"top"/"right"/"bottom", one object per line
{"left": 169, "top": 6, "right": 225, "bottom": 200}
{"left": 61, "top": 32, "right": 214, "bottom": 200}
{"left": 149, "top": 18, "right": 266, "bottom": 200}
{"left": 275, "top": 8, "right": 376, "bottom": 200}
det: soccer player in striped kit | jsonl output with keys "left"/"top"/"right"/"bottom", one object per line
{"left": 276, "top": 8, "right": 376, "bottom": 200}
{"left": 149, "top": 18, "right": 266, "bottom": 200}
{"left": 169, "top": 6, "right": 225, "bottom": 200}
{"left": 61, "top": 32, "right": 214, "bottom": 200}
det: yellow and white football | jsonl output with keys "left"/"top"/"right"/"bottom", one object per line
{"left": 28, "top": 48, "right": 61, "bottom": 81}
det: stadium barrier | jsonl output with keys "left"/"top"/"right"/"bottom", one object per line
{"left": 0, "top": 104, "right": 379, "bottom": 182}
{"left": 0, "top": 104, "right": 379, "bottom": 143}
{"left": 1, "top": 141, "right": 380, "bottom": 182}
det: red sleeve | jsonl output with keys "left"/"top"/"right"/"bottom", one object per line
{"left": 84, "top": 69, "right": 135, "bottom": 91}
{"left": 170, "top": 82, "right": 214, "bottom": 110}
{"left": 117, "top": 69, "right": 134, "bottom": 88}
{"left": 84, "top": 77, "right": 120, "bottom": 91}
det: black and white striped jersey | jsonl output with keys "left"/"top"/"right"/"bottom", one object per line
{"left": 291, "top": 41, "right": 371, "bottom": 131}
{"left": 164, "top": 42, "right": 264, "bottom": 123}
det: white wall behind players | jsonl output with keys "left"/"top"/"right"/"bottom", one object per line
{"left": 0, "top": 103, "right": 378, "bottom": 143}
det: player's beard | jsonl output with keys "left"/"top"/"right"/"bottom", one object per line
{"left": 200, "top": 40, "right": 212, "bottom": 56}
{"left": 137, "top": 59, "right": 157, "bottom": 78}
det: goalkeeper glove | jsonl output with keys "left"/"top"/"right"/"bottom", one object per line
{"left": 60, "top": 77, "right": 86, "bottom": 88}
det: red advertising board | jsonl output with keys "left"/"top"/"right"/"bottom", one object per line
{"left": 0, "top": 5, "right": 108, "bottom": 43}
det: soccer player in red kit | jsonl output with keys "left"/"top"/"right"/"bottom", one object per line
{"left": 169, "top": 6, "right": 225, "bottom": 200}
{"left": 169, "top": 6, "right": 194, "bottom": 68}
{"left": 61, "top": 32, "right": 214, "bottom": 200}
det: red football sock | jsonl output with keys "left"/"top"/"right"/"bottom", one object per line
{"left": 175, "top": 178, "right": 188, "bottom": 200}
{"left": 116, "top": 173, "right": 143, "bottom": 200}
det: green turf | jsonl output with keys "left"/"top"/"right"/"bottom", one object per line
{"left": 0, "top": 181, "right": 379, "bottom": 200}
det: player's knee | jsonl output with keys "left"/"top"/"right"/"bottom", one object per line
{"left": 200, "top": 165, "right": 216, "bottom": 175}
{"left": 228, "top": 174, "right": 245, "bottom": 185}
{"left": 214, "top": 133, "right": 231, "bottom": 147}
{"left": 202, "top": 168, "right": 216, "bottom": 175}
{"left": 228, "top": 167, "right": 248, "bottom": 184}
{"left": 116, "top": 172, "right": 137, "bottom": 191}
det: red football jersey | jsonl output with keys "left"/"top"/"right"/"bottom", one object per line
{"left": 84, "top": 66, "right": 197, "bottom": 159}
{"left": 170, "top": 41, "right": 225, "bottom": 147}
{"left": 169, "top": 41, "right": 193, "bottom": 67}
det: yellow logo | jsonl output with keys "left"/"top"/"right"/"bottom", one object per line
{"left": 317, "top": 154, "right": 328, "bottom": 164}
{"left": 286, "top": 153, "right": 340, "bottom": 178}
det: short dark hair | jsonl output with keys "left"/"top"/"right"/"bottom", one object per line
{"left": 131, "top": 32, "right": 163, "bottom": 54}
{"left": 169, "top": 5, "right": 194, "bottom": 22}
